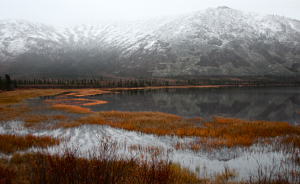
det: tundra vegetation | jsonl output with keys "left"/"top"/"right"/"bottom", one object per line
{"left": 0, "top": 88, "right": 300, "bottom": 183}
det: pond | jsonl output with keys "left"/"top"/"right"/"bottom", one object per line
{"left": 39, "top": 86, "right": 300, "bottom": 124}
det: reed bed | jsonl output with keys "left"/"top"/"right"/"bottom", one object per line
{"left": 1, "top": 138, "right": 299, "bottom": 184}
{"left": 3, "top": 138, "right": 202, "bottom": 184}
{"left": 24, "top": 114, "right": 68, "bottom": 129}
{"left": 44, "top": 98, "right": 108, "bottom": 106}
{"left": 50, "top": 104, "right": 93, "bottom": 114}
{"left": 0, "top": 164, "right": 15, "bottom": 184}
{"left": 0, "top": 89, "right": 71, "bottom": 105}
{"left": 8, "top": 106, "right": 300, "bottom": 151}
{"left": 0, "top": 104, "right": 68, "bottom": 124}
{"left": 75, "top": 111, "right": 300, "bottom": 149}
{"left": 64, "top": 89, "right": 114, "bottom": 97}
{"left": 0, "top": 104, "right": 30, "bottom": 121}
{"left": 0, "top": 134, "right": 63, "bottom": 154}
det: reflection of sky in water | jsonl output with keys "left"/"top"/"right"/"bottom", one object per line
{"left": 38, "top": 86, "right": 300, "bottom": 124}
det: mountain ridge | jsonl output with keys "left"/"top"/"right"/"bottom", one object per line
{"left": 1, "top": 7, "right": 300, "bottom": 78}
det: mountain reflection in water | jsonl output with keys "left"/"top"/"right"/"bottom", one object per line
{"left": 41, "top": 87, "right": 300, "bottom": 124}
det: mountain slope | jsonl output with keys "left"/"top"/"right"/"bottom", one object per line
{"left": 1, "top": 7, "right": 300, "bottom": 78}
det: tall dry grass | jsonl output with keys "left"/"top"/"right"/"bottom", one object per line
{"left": 0, "top": 104, "right": 30, "bottom": 121}
{"left": 44, "top": 98, "right": 108, "bottom": 106}
{"left": 76, "top": 112, "right": 300, "bottom": 149}
{"left": 50, "top": 104, "right": 93, "bottom": 114}
{"left": 3, "top": 137, "right": 300, "bottom": 184}
{"left": 0, "top": 89, "right": 71, "bottom": 105}
{"left": 64, "top": 89, "right": 112, "bottom": 97}
{"left": 5, "top": 137, "right": 203, "bottom": 184}
{"left": 0, "top": 134, "right": 63, "bottom": 154}
{"left": 0, "top": 164, "right": 15, "bottom": 184}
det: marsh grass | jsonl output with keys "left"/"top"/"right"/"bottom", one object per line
{"left": 63, "top": 89, "right": 114, "bottom": 97}
{"left": 4, "top": 137, "right": 203, "bottom": 184}
{"left": 0, "top": 164, "right": 15, "bottom": 184}
{"left": 0, "top": 89, "right": 71, "bottom": 105}
{"left": 0, "top": 104, "right": 30, "bottom": 121}
{"left": 50, "top": 104, "right": 93, "bottom": 114}
{"left": 44, "top": 98, "right": 108, "bottom": 106}
{"left": 0, "top": 134, "right": 63, "bottom": 154}
{"left": 73, "top": 111, "right": 300, "bottom": 149}
{"left": 4, "top": 100, "right": 300, "bottom": 151}
{"left": 214, "top": 165, "right": 238, "bottom": 183}
{"left": 2, "top": 139, "right": 299, "bottom": 184}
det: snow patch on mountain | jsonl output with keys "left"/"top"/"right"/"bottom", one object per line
{"left": 1, "top": 7, "right": 300, "bottom": 76}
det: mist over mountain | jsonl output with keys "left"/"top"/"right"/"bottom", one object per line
{"left": 1, "top": 6, "right": 300, "bottom": 78}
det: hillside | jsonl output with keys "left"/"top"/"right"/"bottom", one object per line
{"left": 1, "top": 6, "right": 300, "bottom": 78}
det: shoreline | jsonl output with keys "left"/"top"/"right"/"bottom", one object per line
{"left": 5, "top": 83, "right": 300, "bottom": 92}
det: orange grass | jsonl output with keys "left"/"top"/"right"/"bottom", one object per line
{"left": 0, "top": 89, "right": 71, "bottom": 105}
{"left": 76, "top": 111, "right": 300, "bottom": 149}
{"left": 0, "top": 104, "right": 30, "bottom": 121}
{"left": 44, "top": 98, "right": 90, "bottom": 104}
{"left": 25, "top": 114, "right": 51, "bottom": 123}
{"left": 24, "top": 114, "right": 68, "bottom": 128}
{"left": 6, "top": 142, "right": 202, "bottom": 184}
{"left": 50, "top": 104, "right": 92, "bottom": 114}
{"left": 0, "top": 164, "right": 15, "bottom": 184}
{"left": 0, "top": 134, "right": 63, "bottom": 154}
{"left": 284, "top": 135, "right": 300, "bottom": 148}
{"left": 82, "top": 100, "right": 108, "bottom": 106}
{"left": 63, "top": 89, "right": 114, "bottom": 97}
{"left": 45, "top": 98, "right": 108, "bottom": 107}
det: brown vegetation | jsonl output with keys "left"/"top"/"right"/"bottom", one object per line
{"left": 64, "top": 89, "right": 114, "bottom": 97}
{"left": 3, "top": 137, "right": 202, "bottom": 184}
{"left": 45, "top": 98, "right": 108, "bottom": 106}
{"left": 0, "top": 89, "right": 70, "bottom": 105}
{"left": 0, "top": 104, "right": 30, "bottom": 121}
{"left": 0, "top": 164, "right": 15, "bottom": 184}
{"left": 50, "top": 104, "right": 93, "bottom": 114}
{"left": 0, "top": 134, "right": 63, "bottom": 154}
{"left": 75, "top": 111, "right": 300, "bottom": 149}
{"left": 1, "top": 138, "right": 298, "bottom": 184}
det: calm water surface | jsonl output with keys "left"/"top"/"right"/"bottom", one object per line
{"left": 40, "top": 86, "right": 300, "bottom": 124}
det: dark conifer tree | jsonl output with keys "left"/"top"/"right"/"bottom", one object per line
{"left": 5, "top": 74, "right": 11, "bottom": 91}
{"left": 0, "top": 77, "right": 2, "bottom": 90}
{"left": 14, "top": 80, "right": 17, "bottom": 88}
{"left": 118, "top": 79, "right": 122, "bottom": 87}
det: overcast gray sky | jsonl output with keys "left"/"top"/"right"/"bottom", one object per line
{"left": 0, "top": 0, "right": 299, "bottom": 26}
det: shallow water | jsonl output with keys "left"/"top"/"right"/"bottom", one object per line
{"left": 1, "top": 120, "right": 294, "bottom": 181}
{"left": 35, "top": 86, "right": 300, "bottom": 124}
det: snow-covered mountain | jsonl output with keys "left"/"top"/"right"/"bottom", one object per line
{"left": 1, "top": 6, "right": 300, "bottom": 77}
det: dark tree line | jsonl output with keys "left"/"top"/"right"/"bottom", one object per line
{"left": 2, "top": 74, "right": 300, "bottom": 91}
{"left": 0, "top": 74, "right": 12, "bottom": 91}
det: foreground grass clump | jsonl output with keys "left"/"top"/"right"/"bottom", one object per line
{"left": 0, "top": 134, "right": 63, "bottom": 154}
{"left": 5, "top": 138, "right": 202, "bottom": 184}
{"left": 2, "top": 141, "right": 298, "bottom": 184}
{"left": 0, "top": 164, "right": 15, "bottom": 184}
